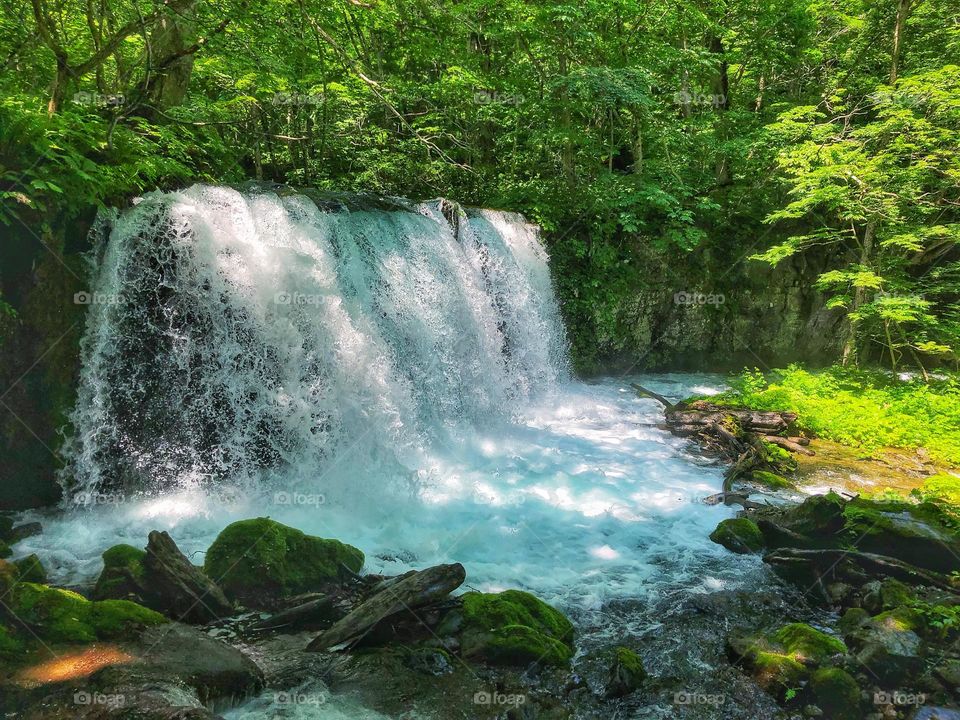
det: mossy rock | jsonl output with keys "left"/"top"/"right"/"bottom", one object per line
{"left": 203, "top": 518, "right": 364, "bottom": 607}
{"left": 771, "top": 623, "right": 846, "bottom": 664}
{"left": 728, "top": 623, "right": 845, "bottom": 697}
{"left": 605, "top": 646, "right": 646, "bottom": 698}
{"left": 0, "top": 516, "right": 13, "bottom": 541}
{"left": 750, "top": 470, "right": 794, "bottom": 490}
{"left": 7, "top": 582, "right": 165, "bottom": 644}
{"left": 0, "top": 558, "right": 17, "bottom": 592}
{"left": 758, "top": 492, "right": 846, "bottom": 549}
{"left": 838, "top": 608, "right": 870, "bottom": 637}
{"left": 93, "top": 543, "right": 147, "bottom": 600}
{"left": 710, "top": 517, "right": 764, "bottom": 554}
{"left": 0, "top": 540, "right": 11, "bottom": 559}
{"left": 810, "top": 667, "right": 860, "bottom": 720}
{"left": 0, "top": 624, "right": 23, "bottom": 659}
{"left": 459, "top": 589, "right": 574, "bottom": 666}
{"left": 842, "top": 498, "right": 960, "bottom": 573}
{"left": 14, "top": 554, "right": 46, "bottom": 584}
{"left": 761, "top": 441, "right": 798, "bottom": 472}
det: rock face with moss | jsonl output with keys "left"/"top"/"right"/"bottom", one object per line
{"left": 710, "top": 517, "right": 764, "bottom": 554}
{"left": 203, "top": 518, "right": 364, "bottom": 608}
{"left": 727, "top": 622, "right": 845, "bottom": 698}
{"left": 457, "top": 589, "right": 575, "bottom": 666}
{"left": 810, "top": 667, "right": 860, "bottom": 720}
{"left": 604, "top": 646, "right": 646, "bottom": 698}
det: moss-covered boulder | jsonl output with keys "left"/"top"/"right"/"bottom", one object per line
{"left": 846, "top": 608, "right": 923, "bottom": 684}
{"left": 842, "top": 498, "right": 960, "bottom": 573}
{"left": 203, "top": 518, "right": 364, "bottom": 608}
{"left": 93, "top": 544, "right": 147, "bottom": 601}
{"left": 13, "top": 554, "right": 46, "bottom": 584}
{"left": 458, "top": 589, "right": 575, "bottom": 666}
{"left": 710, "top": 517, "right": 764, "bottom": 554}
{"left": 810, "top": 667, "right": 860, "bottom": 720}
{"left": 757, "top": 492, "right": 846, "bottom": 549}
{"left": 605, "top": 646, "right": 646, "bottom": 698}
{"left": 0, "top": 540, "right": 11, "bottom": 559}
{"left": 727, "top": 623, "right": 846, "bottom": 697}
{"left": 6, "top": 582, "right": 165, "bottom": 645}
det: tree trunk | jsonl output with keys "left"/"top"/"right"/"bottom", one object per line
{"left": 889, "top": 0, "right": 912, "bottom": 84}
{"left": 842, "top": 219, "right": 876, "bottom": 365}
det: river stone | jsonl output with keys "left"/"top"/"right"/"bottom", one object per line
{"left": 849, "top": 613, "right": 923, "bottom": 684}
{"left": 604, "top": 646, "right": 646, "bottom": 698}
{"left": 204, "top": 518, "right": 364, "bottom": 609}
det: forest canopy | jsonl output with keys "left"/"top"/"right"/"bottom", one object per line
{"left": 1, "top": 0, "right": 958, "bottom": 371}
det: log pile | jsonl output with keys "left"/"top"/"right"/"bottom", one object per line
{"left": 631, "top": 384, "right": 814, "bottom": 497}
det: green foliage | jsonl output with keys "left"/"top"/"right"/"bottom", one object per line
{"left": 717, "top": 365, "right": 960, "bottom": 465}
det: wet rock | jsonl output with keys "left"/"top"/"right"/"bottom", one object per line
{"left": 709, "top": 517, "right": 764, "bottom": 554}
{"left": 306, "top": 563, "right": 465, "bottom": 652}
{"left": 847, "top": 609, "right": 924, "bottom": 684}
{"left": 727, "top": 623, "right": 845, "bottom": 697}
{"left": 809, "top": 667, "right": 860, "bottom": 720}
{"left": 402, "top": 646, "right": 454, "bottom": 676}
{"left": 756, "top": 492, "right": 846, "bottom": 549}
{"left": 249, "top": 594, "right": 343, "bottom": 632}
{"left": 914, "top": 708, "right": 960, "bottom": 720}
{"left": 8, "top": 521, "right": 42, "bottom": 543}
{"left": 204, "top": 518, "right": 364, "bottom": 609}
{"left": 842, "top": 498, "right": 960, "bottom": 574}
{"left": 93, "top": 544, "right": 148, "bottom": 602}
{"left": 604, "top": 646, "right": 646, "bottom": 698}
{"left": 458, "top": 589, "right": 575, "bottom": 667}
{"left": 933, "top": 659, "right": 960, "bottom": 695}
{"left": 13, "top": 554, "right": 46, "bottom": 583}
{"left": 143, "top": 530, "right": 233, "bottom": 624}
{"left": 3, "top": 582, "right": 165, "bottom": 646}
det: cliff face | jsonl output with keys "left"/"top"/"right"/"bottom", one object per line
{"left": 559, "top": 239, "right": 846, "bottom": 374}
{"left": 0, "top": 213, "right": 94, "bottom": 510}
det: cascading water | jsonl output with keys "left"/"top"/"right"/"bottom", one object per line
{"left": 16, "top": 183, "right": 768, "bottom": 718}
{"left": 64, "top": 184, "right": 568, "bottom": 500}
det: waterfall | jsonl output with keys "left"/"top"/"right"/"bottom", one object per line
{"left": 63, "top": 184, "right": 568, "bottom": 500}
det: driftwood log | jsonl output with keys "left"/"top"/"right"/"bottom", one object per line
{"left": 306, "top": 562, "right": 465, "bottom": 652}
{"left": 144, "top": 530, "right": 234, "bottom": 623}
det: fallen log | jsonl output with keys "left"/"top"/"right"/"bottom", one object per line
{"left": 306, "top": 562, "right": 466, "bottom": 652}
{"left": 251, "top": 594, "right": 342, "bottom": 631}
{"left": 763, "top": 547, "right": 960, "bottom": 593}
{"left": 630, "top": 383, "right": 675, "bottom": 410}
{"left": 703, "top": 492, "right": 767, "bottom": 510}
{"left": 763, "top": 435, "right": 815, "bottom": 456}
{"left": 144, "top": 530, "right": 234, "bottom": 623}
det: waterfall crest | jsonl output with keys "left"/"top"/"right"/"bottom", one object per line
{"left": 64, "top": 184, "right": 568, "bottom": 499}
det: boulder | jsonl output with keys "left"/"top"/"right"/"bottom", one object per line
{"left": 757, "top": 492, "right": 846, "bottom": 549}
{"left": 93, "top": 544, "right": 148, "bottom": 601}
{"left": 727, "top": 623, "right": 845, "bottom": 697}
{"left": 2, "top": 582, "right": 165, "bottom": 646}
{"left": 842, "top": 498, "right": 960, "bottom": 574}
{"left": 13, "top": 554, "right": 46, "bottom": 583}
{"left": 847, "top": 608, "right": 924, "bottom": 684}
{"left": 203, "top": 518, "right": 364, "bottom": 608}
{"left": 809, "top": 667, "right": 860, "bottom": 720}
{"left": 604, "top": 646, "right": 646, "bottom": 698}
{"left": 456, "top": 589, "right": 575, "bottom": 667}
{"left": 710, "top": 517, "right": 764, "bottom": 554}
{"left": 8, "top": 521, "right": 42, "bottom": 543}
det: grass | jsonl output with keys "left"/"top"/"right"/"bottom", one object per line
{"left": 708, "top": 365, "right": 960, "bottom": 467}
